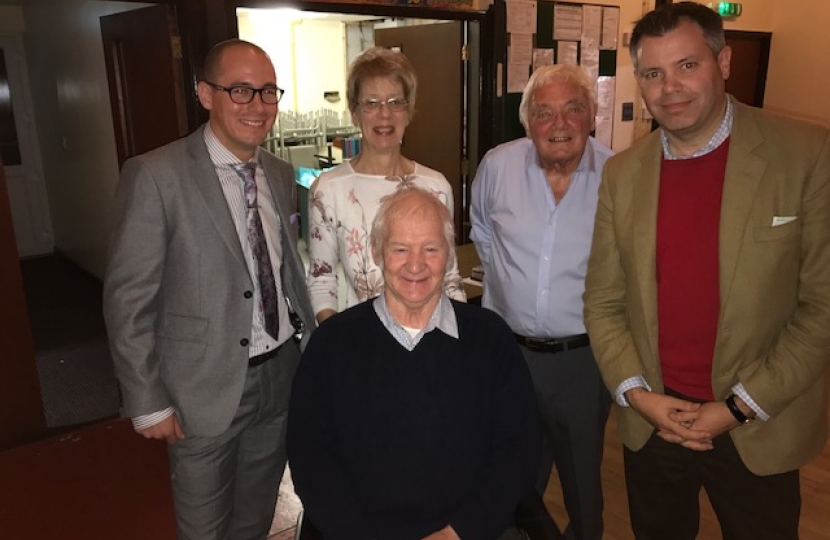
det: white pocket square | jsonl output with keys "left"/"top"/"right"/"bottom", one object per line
{"left": 771, "top": 216, "right": 797, "bottom": 227}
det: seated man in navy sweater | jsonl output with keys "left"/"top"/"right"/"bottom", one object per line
{"left": 287, "top": 186, "right": 541, "bottom": 540}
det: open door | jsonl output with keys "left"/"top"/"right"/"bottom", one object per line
{"left": 375, "top": 22, "right": 465, "bottom": 243}
{"left": 101, "top": 4, "right": 189, "bottom": 169}
{"left": 725, "top": 30, "right": 771, "bottom": 108}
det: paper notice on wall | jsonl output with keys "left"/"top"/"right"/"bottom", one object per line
{"left": 581, "top": 40, "right": 599, "bottom": 81}
{"left": 506, "top": 0, "right": 537, "bottom": 35}
{"left": 509, "top": 33, "right": 534, "bottom": 65}
{"left": 557, "top": 41, "right": 578, "bottom": 66}
{"left": 507, "top": 62, "right": 530, "bottom": 93}
{"left": 553, "top": 4, "right": 582, "bottom": 41}
{"left": 595, "top": 76, "right": 616, "bottom": 148}
{"left": 532, "top": 48, "right": 555, "bottom": 72}
{"left": 582, "top": 5, "right": 602, "bottom": 44}
{"left": 601, "top": 7, "right": 620, "bottom": 50}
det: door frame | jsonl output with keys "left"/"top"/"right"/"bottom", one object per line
{"left": 230, "top": 1, "right": 489, "bottom": 244}
{"left": 724, "top": 30, "right": 771, "bottom": 108}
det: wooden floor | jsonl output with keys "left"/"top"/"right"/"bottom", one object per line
{"left": 543, "top": 378, "right": 830, "bottom": 539}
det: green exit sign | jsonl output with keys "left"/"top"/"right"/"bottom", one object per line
{"left": 707, "top": 2, "right": 743, "bottom": 17}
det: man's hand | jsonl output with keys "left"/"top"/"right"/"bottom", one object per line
{"left": 668, "top": 401, "right": 740, "bottom": 449}
{"left": 626, "top": 388, "right": 714, "bottom": 450}
{"left": 421, "top": 525, "right": 461, "bottom": 540}
{"left": 137, "top": 414, "right": 185, "bottom": 444}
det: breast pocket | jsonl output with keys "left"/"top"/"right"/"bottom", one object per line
{"left": 753, "top": 219, "right": 801, "bottom": 243}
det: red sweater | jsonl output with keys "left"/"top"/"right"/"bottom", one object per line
{"left": 656, "top": 139, "right": 730, "bottom": 400}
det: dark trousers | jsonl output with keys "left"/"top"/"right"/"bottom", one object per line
{"left": 522, "top": 345, "right": 612, "bottom": 540}
{"left": 624, "top": 411, "right": 800, "bottom": 540}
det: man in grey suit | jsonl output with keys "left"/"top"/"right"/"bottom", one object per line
{"left": 103, "top": 39, "right": 315, "bottom": 540}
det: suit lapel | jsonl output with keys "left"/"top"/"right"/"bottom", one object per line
{"left": 187, "top": 128, "right": 248, "bottom": 270}
{"left": 719, "top": 103, "right": 766, "bottom": 306}
{"left": 631, "top": 133, "right": 663, "bottom": 362}
{"left": 260, "top": 158, "right": 293, "bottom": 242}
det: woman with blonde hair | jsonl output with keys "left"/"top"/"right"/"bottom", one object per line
{"left": 307, "top": 46, "right": 464, "bottom": 322}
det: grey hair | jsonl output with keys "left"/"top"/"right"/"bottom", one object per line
{"left": 370, "top": 185, "right": 456, "bottom": 273}
{"left": 518, "top": 64, "right": 598, "bottom": 132}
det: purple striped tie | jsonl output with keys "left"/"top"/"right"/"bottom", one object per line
{"left": 233, "top": 163, "right": 279, "bottom": 340}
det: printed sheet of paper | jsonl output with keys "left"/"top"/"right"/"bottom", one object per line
{"left": 582, "top": 5, "right": 602, "bottom": 45}
{"left": 509, "top": 33, "right": 534, "bottom": 65}
{"left": 553, "top": 4, "right": 582, "bottom": 41}
{"left": 506, "top": 0, "right": 537, "bottom": 35}
{"left": 532, "top": 48, "right": 555, "bottom": 72}
{"left": 557, "top": 41, "right": 578, "bottom": 66}
{"left": 595, "top": 76, "right": 616, "bottom": 148}
{"left": 507, "top": 62, "right": 530, "bottom": 93}
{"left": 601, "top": 7, "right": 620, "bottom": 50}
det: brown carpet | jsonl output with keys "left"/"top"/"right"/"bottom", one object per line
{"left": 0, "top": 418, "right": 176, "bottom": 539}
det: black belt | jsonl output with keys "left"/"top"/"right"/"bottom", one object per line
{"left": 248, "top": 344, "right": 282, "bottom": 367}
{"left": 514, "top": 333, "right": 590, "bottom": 354}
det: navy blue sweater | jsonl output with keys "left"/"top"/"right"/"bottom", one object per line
{"left": 287, "top": 300, "right": 541, "bottom": 540}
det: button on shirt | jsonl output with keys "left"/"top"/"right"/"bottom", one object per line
{"left": 470, "top": 136, "right": 613, "bottom": 338}
{"left": 206, "top": 126, "right": 293, "bottom": 354}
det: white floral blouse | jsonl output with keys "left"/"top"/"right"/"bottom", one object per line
{"left": 307, "top": 160, "right": 465, "bottom": 315}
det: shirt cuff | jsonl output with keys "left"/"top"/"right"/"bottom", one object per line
{"left": 614, "top": 376, "right": 651, "bottom": 407}
{"left": 731, "top": 383, "right": 769, "bottom": 421}
{"left": 132, "top": 407, "right": 175, "bottom": 431}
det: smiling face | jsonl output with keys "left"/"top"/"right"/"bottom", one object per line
{"left": 352, "top": 76, "right": 410, "bottom": 156}
{"left": 376, "top": 197, "right": 449, "bottom": 323}
{"left": 197, "top": 44, "right": 278, "bottom": 161}
{"left": 527, "top": 78, "right": 594, "bottom": 174}
{"left": 635, "top": 19, "right": 731, "bottom": 152}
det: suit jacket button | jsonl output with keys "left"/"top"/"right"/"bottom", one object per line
{"left": 244, "top": 291, "right": 253, "bottom": 299}
{"left": 240, "top": 338, "right": 249, "bottom": 347}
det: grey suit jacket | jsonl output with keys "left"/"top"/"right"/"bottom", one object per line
{"left": 103, "top": 125, "right": 315, "bottom": 437}
{"left": 584, "top": 101, "right": 830, "bottom": 475}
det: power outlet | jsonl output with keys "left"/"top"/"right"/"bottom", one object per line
{"left": 622, "top": 102, "right": 634, "bottom": 122}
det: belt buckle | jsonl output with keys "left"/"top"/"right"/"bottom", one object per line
{"left": 525, "top": 337, "right": 553, "bottom": 352}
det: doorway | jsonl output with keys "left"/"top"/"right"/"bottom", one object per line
{"left": 725, "top": 30, "right": 771, "bottom": 108}
{"left": 0, "top": 34, "right": 52, "bottom": 257}
{"left": 237, "top": 8, "right": 480, "bottom": 244}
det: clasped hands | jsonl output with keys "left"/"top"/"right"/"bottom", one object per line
{"left": 625, "top": 388, "right": 741, "bottom": 451}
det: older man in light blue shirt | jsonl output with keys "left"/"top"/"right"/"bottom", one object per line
{"left": 470, "top": 64, "right": 613, "bottom": 540}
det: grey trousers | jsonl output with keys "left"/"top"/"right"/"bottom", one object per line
{"left": 521, "top": 345, "right": 612, "bottom": 540}
{"left": 168, "top": 340, "right": 301, "bottom": 540}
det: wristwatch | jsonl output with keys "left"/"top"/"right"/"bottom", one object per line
{"left": 725, "top": 394, "right": 754, "bottom": 425}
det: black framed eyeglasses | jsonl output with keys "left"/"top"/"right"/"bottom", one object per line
{"left": 205, "top": 81, "right": 284, "bottom": 105}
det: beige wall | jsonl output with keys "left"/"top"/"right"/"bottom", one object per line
{"left": 16, "top": 0, "right": 150, "bottom": 278}
{"left": 764, "top": 1, "right": 830, "bottom": 126}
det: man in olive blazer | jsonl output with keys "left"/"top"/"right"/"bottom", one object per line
{"left": 585, "top": 98, "right": 830, "bottom": 472}
{"left": 583, "top": 3, "right": 830, "bottom": 539}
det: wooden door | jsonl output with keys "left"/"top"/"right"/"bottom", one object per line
{"left": 101, "top": 4, "right": 189, "bottom": 169}
{"left": 725, "top": 30, "right": 771, "bottom": 108}
{"left": 0, "top": 158, "right": 45, "bottom": 449}
{"left": 375, "top": 22, "right": 465, "bottom": 243}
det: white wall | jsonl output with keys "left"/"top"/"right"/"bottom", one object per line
{"left": 238, "top": 10, "right": 350, "bottom": 117}
{"left": 18, "top": 0, "right": 150, "bottom": 277}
